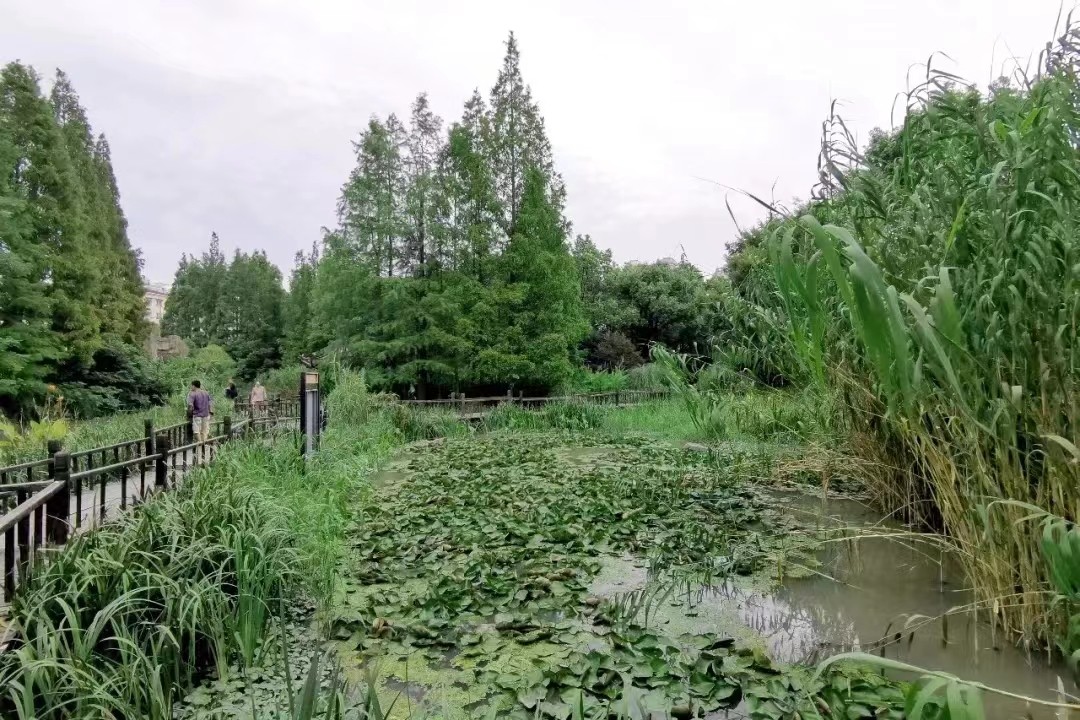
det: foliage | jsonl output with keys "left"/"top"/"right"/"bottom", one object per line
{"left": 589, "top": 330, "right": 644, "bottom": 370}
{"left": 328, "top": 433, "right": 918, "bottom": 718}
{"left": 308, "top": 34, "right": 585, "bottom": 397}
{"left": 743, "top": 50, "right": 1080, "bottom": 646}
{"left": 158, "top": 343, "right": 237, "bottom": 395}
{"left": 601, "top": 261, "right": 712, "bottom": 355}
{"left": 163, "top": 235, "right": 286, "bottom": 381}
{"left": 53, "top": 342, "right": 168, "bottom": 418}
{"left": 556, "top": 368, "right": 629, "bottom": 395}
{"left": 0, "top": 443, "right": 296, "bottom": 719}
{"left": 0, "top": 62, "right": 147, "bottom": 417}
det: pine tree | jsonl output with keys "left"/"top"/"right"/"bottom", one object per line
{"left": 221, "top": 250, "right": 285, "bottom": 379}
{"left": 404, "top": 93, "right": 445, "bottom": 273}
{"left": 161, "top": 232, "right": 229, "bottom": 346}
{"left": 488, "top": 166, "right": 585, "bottom": 389}
{"left": 487, "top": 33, "right": 561, "bottom": 237}
{"left": 339, "top": 116, "right": 408, "bottom": 277}
{"left": 440, "top": 120, "right": 500, "bottom": 282}
{"left": 0, "top": 87, "right": 59, "bottom": 413}
{"left": 282, "top": 244, "right": 319, "bottom": 363}
{"left": 1, "top": 63, "right": 100, "bottom": 363}
{"left": 93, "top": 133, "right": 147, "bottom": 344}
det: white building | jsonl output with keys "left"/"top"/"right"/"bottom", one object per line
{"left": 143, "top": 282, "right": 170, "bottom": 325}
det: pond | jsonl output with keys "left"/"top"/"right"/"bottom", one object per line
{"left": 588, "top": 490, "right": 1074, "bottom": 719}
{"left": 294, "top": 434, "right": 1079, "bottom": 718}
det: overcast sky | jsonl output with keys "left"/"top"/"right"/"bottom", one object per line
{"left": 2, "top": 0, "right": 1068, "bottom": 284}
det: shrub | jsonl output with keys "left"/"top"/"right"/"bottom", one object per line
{"left": 627, "top": 362, "right": 670, "bottom": 391}
{"left": 0, "top": 443, "right": 296, "bottom": 718}
{"left": 590, "top": 330, "right": 644, "bottom": 369}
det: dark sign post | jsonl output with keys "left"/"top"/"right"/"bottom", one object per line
{"left": 299, "top": 370, "right": 321, "bottom": 458}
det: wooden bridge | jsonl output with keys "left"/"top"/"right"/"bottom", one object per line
{"left": 400, "top": 388, "right": 668, "bottom": 420}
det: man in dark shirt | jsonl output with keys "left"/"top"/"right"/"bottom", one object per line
{"left": 187, "top": 380, "right": 212, "bottom": 443}
{"left": 225, "top": 379, "right": 239, "bottom": 409}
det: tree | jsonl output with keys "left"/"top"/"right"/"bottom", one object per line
{"left": 487, "top": 32, "right": 562, "bottom": 237}
{"left": 605, "top": 261, "right": 710, "bottom": 354}
{"left": 162, "top": 232, "right": 229, "bottom": 346}
{"left": 220, "top": 250, "right": 285, "bottom": 380}
{"left": 1, "top": 63, "right": 99, "bottom": 363}
{"left": 282, "top": 244, "right": 319, "bottom": 363}
{"left": 0, "top": 79, "right": 59, "bottom": 414}
{"left": 338, "top": 116, "right": 408, "bottom": 277}
{"left": 404, "top": 93, "right": 445, "bottom": 272}
{"left": 439, "top": 115, "right": 500, "bottom": 282}
{"left": 488, "top": 166, "right": 585, "bottom": 389}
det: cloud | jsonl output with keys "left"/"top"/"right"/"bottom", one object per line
{"left": 1, "top": 0, "right": 1064, "bottom": 282}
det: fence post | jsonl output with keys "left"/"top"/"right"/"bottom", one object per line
{"left": 46, "top": 450, "right": 70, "bottom": 545}
{"left": 223, "top": 416, "right": 232, "bottom": 440}
{"left": 144, "top": 419, "right": 154, "bottom": 455}
{"left": 615, "top": 390, "right": 621, "bottom": 407}
{"left": 46, "top": 439, "right": 61, "bottom": 475}
{"left": 155, "top": 432, "right": 171, "bottom": 489}
{"left": 184, "top": 409, "right": 194, "bottom": 444}
{"left": 460, "top": 392, "right": 466, "bottom": 414}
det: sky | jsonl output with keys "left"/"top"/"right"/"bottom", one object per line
{"left": 1, "top": 0, "right": 1068, "bottom": 284}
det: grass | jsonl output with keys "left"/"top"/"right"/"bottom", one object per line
{"left": 0, "top": 443, "right": 296, "bottom": 719}
{"left": 0, "top": 369, "right": 402, "bottom": 719}
{"left": 714, "top": 13, "right": 1080, "bottom": 652}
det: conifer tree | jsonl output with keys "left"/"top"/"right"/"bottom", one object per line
{"left": 0, "top": 86, "right": 58, "bottom": 413}
{"left": 487, "top": 33, "right": 562, "bottom": 237}
{"left": 282, "top": 244, "right": 319, "bottom": 362}
{"left": 339, "top": 116, "right": 407, "bottom": 277}
{"left": 405, "top": 93, "right": 444, "bottom": 272}
{"left": 1, "top": 63, "right": 99, "bottom": 362}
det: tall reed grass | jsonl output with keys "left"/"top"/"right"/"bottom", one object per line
{"left": 760, "top": 21, "right": 1080, "bottom": 648}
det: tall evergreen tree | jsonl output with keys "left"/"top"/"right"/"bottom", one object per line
{"left": 282, "top": 244, "right": 319, "bottom": 363}
{"left": 404, "top": 93, "right": 445, "bottom": 272}
{"left": 161, "top": 232, "right": 229, "bottom": 346}
{"left": 1, "top": 63, "right": 99, "bottom": 363}
{"left": 440, "top": 119, "right": 500, "bottom": 282}
{"left": 487, "top": 33, "right": 563, "bottom": 237}
{"left": 0, "top": 83, "right": 59, "bottom": 413}
{"left": 485, "top": 166, "right": 585, "bottom": 389}
{"left": 339, "top": 116, "right": 408, "bottom": 277}
{"left": 93, "top": 133, "right": 146, "bottom": 344}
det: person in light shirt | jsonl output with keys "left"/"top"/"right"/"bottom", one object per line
{"left": 249, "top": 380, "right": 267, "bottom": 417}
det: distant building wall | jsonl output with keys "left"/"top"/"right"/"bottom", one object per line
{"left": 143, "top": 282, "right": 170, "bottom": 326}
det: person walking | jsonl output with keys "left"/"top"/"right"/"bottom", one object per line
{"left": 187, "top": 380, "right": 213, "bottom": 443}
{"left": 249, "top": 380, "right": 267, "bottom": 417}
{"left": 225, "top": 378, "right": 239, "bottom": 410}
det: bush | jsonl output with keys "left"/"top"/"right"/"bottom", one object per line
{"left": 627, "top": 363, "right": 669, "bottom": 391}
{"left": 555, "top": 367, "right": 628, "bottom": 396}
{"left": 590, "top": 330, "right": 643, "bottom": 369}
{"left": 55, "top": 343, "right": 168, "bottom": 419}
{"left": 159, "top": 344, "right": 237, "bottom": 396}
{"left": 0, "top": 443, "right": 296, "bottom": 718}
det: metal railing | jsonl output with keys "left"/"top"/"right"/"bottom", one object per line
{"left": 0, "top": 404, "right": 302, "bottom": 607}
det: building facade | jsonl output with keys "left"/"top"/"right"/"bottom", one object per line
{"left": 143, "top": 282, "right": 169, "bottom": 326}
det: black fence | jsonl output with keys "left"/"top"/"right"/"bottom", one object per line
{"left": 0, "top": 403, "right": 302, "bottom": 609}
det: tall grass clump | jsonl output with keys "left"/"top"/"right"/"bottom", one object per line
{"left": 0, "top": 445, "right": 295, "bottom": 719}
{"left": 743, "top": 19, "right": 1080, "bottom": 648}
